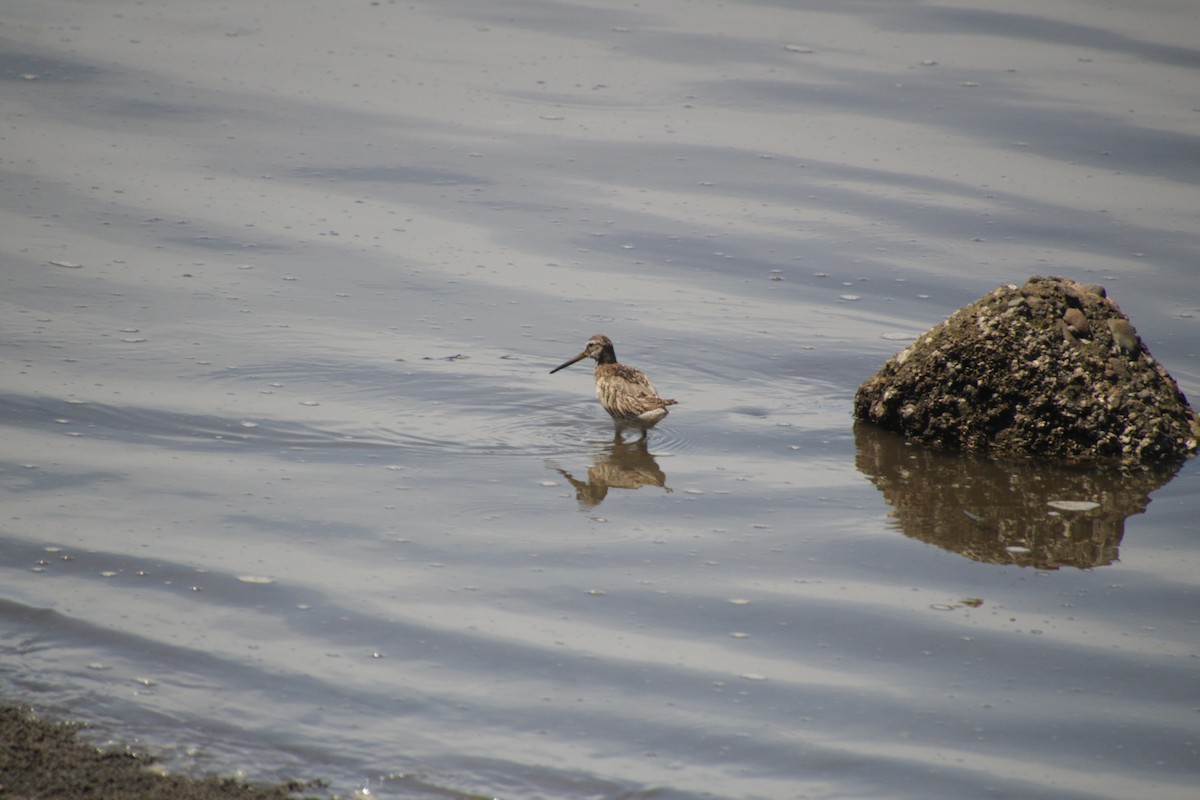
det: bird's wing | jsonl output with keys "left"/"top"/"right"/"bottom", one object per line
{"left": 607, "top": 364, "right": 662, "bottom": 398}
{"left": 599, "top": 364, "right": 674, "bottom": 415}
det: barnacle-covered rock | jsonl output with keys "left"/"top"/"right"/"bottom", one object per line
{"left": 854, "top": 276, "right": 1199, "bottom": 465}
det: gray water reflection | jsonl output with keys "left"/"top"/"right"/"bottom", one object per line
{"left": 881, "top": 6, "right": 1200, "bottom": 69}
{"left": 4, "top": 0, "right": 1200, "bottom": 798}
{"left": 854, "top": 421, "right": 1181, "bottom": 569}
{"left": 552, "top": 439, "right": 672, "bottom": 507}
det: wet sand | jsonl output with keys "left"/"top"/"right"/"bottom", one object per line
{"left": 0, "top": 704, "right": 322, "bottom": 800}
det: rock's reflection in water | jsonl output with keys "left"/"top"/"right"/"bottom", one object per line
{"left": 555, "top": 439, "right": 672, "bottom": 507}
{"left": 854, "top": 421, "right": 1181, "bottom": 569}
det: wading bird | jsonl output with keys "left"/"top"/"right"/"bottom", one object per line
{"left": 550, "top": 334, "right": 677, "bottom": 440}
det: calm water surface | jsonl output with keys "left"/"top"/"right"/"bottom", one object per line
{"left": 2, "top": 1, "right": 1198, "bottom": 798}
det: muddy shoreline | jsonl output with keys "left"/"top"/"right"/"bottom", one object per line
{"left": 0, "top": 705, "right": 322, "bottom": 800}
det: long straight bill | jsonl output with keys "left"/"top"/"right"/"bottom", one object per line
{"left": 550, "top": 351, "right": 589, "bottom": 374}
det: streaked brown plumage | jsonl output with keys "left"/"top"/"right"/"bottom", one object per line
{"left": 549, "top": 334, "right": 677, "bottom": 439}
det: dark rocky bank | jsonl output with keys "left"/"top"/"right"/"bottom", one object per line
{"left": 0, "top": 705, "right": 323, "bottom": 800}
{"left": 854, "top": 276, "right": 1199, "bottom": 465}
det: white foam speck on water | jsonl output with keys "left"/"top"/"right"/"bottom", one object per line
{"left": 1047, "top": 500, "right": 1102, "bottom": 512}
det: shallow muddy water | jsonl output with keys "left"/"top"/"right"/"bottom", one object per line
{"left": 2, "top": 1, "right": 1198, "bottom": 798}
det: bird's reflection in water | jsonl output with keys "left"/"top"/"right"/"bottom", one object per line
{"left": 853, "top": 421, "right": 1182, "bottom": 570}
{"left": 555, "top": 439, "right": 672, "bottom": 507}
